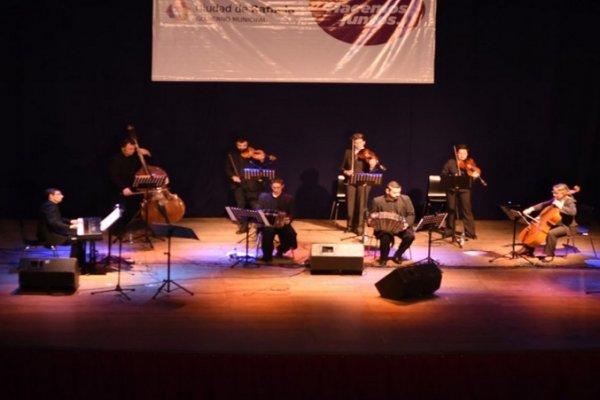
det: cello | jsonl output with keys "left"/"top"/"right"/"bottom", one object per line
{"left": 518, "top": 185, "right": 580, "bottom": 248}
{"left": 129, "top": 131, "right": 186, "bottom": 224}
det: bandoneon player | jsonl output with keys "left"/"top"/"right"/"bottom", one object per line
{"left": 369, "top": 181, "right": 415, "bottom": 267}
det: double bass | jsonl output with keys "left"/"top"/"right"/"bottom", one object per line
{"left": 518, "top": 185, "right": 580, "bottom": 248}
{"left": 129, "top": 131, "right": 186, "bottom": 224}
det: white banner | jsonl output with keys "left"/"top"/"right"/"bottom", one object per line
{"left": 152, "top": 0, "right": 436, "bottom": 83}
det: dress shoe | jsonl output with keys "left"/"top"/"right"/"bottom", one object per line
{"left": 516, "top": 247, "right": 533, "bottom": 256}
{"left": 378, "top": 259, "right": 387, "bottom": 267}
{"left": 466, "top": 233, "right": 477, "bottom": 240}
{"left": 275, "top": 249, "right": 284, "bottom": 258}
{"left": 540, "top": 256, "right": 554, "bottom": 263}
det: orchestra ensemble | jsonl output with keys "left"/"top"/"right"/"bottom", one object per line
{"left": 38, "top": 128, "right": 579, "bottom": 271}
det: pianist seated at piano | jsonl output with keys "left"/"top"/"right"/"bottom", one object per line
{"left": 37, "top": 188, "right": 85, "bottom": 267}
{"left": 368, "top": 181, "right": 415, "bottom": 267}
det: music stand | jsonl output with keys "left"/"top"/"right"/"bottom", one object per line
{"left": 440, "top": 175, "right": 471, "bottom": 247}
{"left": 414, "top": 213, "right": 448, "bottom": 264}
{"left": 225, "top": 207, "right": 270, "bottom": 267}
{"left": 150, "top": 223, "right": 199, "bottom": 299}
{"left": 130, "top": 174, "right": 167, "bottom": 248}
{"left": 92, "top": 211, "right": 136, "bottom": 300}
{"left": 489, "top": 205, "right": 534, "bottom": 265}
{"left": 342, "top": 172, "right": 383, "bottom": 242}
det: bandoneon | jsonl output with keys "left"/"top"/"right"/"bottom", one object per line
{"left": 262, "top": 209, "right": 287, "bottom": 228}
{"left": 370, "top": 211, "right": 405, "bottom": 234}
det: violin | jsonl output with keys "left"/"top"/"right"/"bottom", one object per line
{"left": 518, "top": 185, "right": 580, "bottom": 248}
{"left": 241, "top": 147, "right": 277, "bottom": 162}
{"left": 357, "top": 148, "right": 387, "bottom": 171}
{"left": 458, "top": 158, "right": 487, "bottom": 186}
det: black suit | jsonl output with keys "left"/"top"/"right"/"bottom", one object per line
{"left": 370, "top": 194, "right": 415, "bottom": 262}
{"left": 340, "top": 149, "right": 372, "bottom": 234}
{"left": 38, "top": 200, "right": 84, "bottom": 266}
{"left": 108, "top": 152, "right": 143, "bottom": 231}
{"left": 226, "top": 150, "right": 270, "bottom": 231}
{"left": 256, "top": 192, "right": 297, "bottom": 260}
{"left": 441, "top": 159, "right": 476, "bottom": 237}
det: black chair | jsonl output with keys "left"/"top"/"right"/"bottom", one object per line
{"left": 329, "top": 175, "right": 347, "bottom": 222}
{"left": 565, "top": 204, "right": 597, "bottom": 258}
{"left": 422, "top": 175, "right": 447, "bottom": 216}
{"left": 21, "top": 219, "right": 59, "bottom": 257}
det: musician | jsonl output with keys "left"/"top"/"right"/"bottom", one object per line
{"left": 369, "top": 181, "right": 415, "bottom": 266}
{"left": 441, "top": 144, "right": 478, "bottom": 239}
{"left": 225, "top": 137, "right": 272, "bottom": 234}
{"left": 256, "top": 178, "right": 297, "bottom": 262}
{"left": 37, "top": 188, "right": 85, "bottom": 267}
{"left": 108, "top": 129, "right": 151, "bottom": 230}
{"left": 518, "top": 183, "right": 577, "bottom": 262}
{"left": 340, "top": 132, "right": 380, "bottom": 236}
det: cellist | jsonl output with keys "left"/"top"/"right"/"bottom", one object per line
{"left": 517, "top": 183, "right": 577, "bottom": 262}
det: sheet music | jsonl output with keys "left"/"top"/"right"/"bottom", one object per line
{"left": 101, "top": 206, "right": 121, "bottom": 231}
{"left": 74, "top": 206, "right": 121, "bottom": 236}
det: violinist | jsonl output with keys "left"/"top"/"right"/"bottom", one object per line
{"left": 517, "top": 183, "right": 577, "bottom": 262}
{"left": 225, "top": 137, "right": 274, "bottom": 234}
{"left": 340, "top": 132, "right": 382, "bottom": 236}
{"left": 441, "top": 144, "right": 478, "bottom": 239}
{"left": 108, "top": 125, "right": 152, "bottom": 229}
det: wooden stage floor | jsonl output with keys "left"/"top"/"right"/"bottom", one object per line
{"left": 1, "top": 218, "right": 600, "bottom": 397}
{"left": 1, "top": 218, "right": 600, "bottom": 354}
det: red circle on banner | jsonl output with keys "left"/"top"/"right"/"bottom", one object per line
{"left": 310, "top": 0, "right": 425, "bottom": 46}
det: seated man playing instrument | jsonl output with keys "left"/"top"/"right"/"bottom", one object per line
{"left": 256, "top": 178, "right": 297, "bottom": 263}
{"left": 369, "top": 181, "right": 415, "bottom": 267}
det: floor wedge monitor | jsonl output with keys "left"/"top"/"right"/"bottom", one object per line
{"left": 375, "top": 263, "right": 442, "bottom": 300}
{"left": 18, "top": 257, "right": 79, "bottom": 293}
{"left": 310, "top": 243, "right": 364, "bottom": 275}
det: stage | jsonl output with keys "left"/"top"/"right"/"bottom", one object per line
{"left": 1, "top": 218, "right": 600, "bottom": 398}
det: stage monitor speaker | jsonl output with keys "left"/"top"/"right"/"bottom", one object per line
{"left": 375, "top": 263, "right": 442, "bottom": 300}
{"left": 310, "top": 243, "right": 364, "bottom": 274}
{"left": 18, "top": 258, "right": 79, "bottom": 293}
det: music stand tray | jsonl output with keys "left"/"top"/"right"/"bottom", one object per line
{"left": 243, "top": 168, "right": 276, "bottom": 181}
{"left": 440, "top": 175, "right": 472, "bottom": 191}
{"left": 350, "top": 172, "right": 383, "bottom": 186}
{"left": 150, "top": 223, "right": 199, "bottom": 299}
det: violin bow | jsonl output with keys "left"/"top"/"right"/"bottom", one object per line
{"left": 453, "top": 145, "right": 462, "bottom": 176}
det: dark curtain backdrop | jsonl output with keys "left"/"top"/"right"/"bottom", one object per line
{"left": 1, "top": 1, "right": 598, "bottom": 220}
